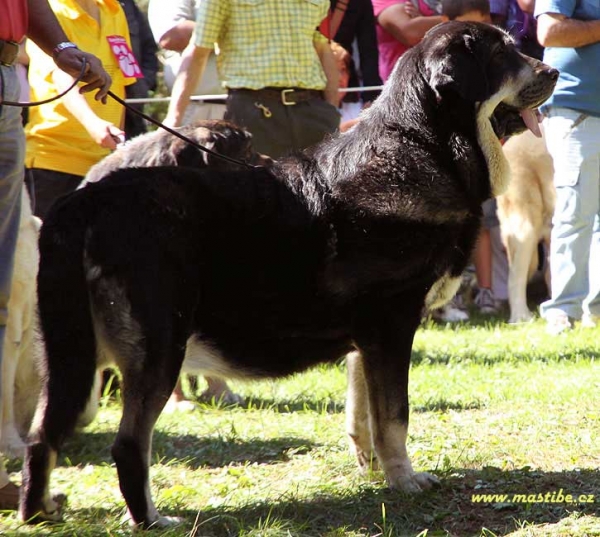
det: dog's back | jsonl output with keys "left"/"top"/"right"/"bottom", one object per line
{"left": 82, "top": 120, "right": 269, "bottom": 186}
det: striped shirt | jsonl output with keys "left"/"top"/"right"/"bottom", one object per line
{"left": 193, "top": 0, "right": 330, "bottom": 90}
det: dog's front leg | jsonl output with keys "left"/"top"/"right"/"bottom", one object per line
{"left": 346, "top": 350, "right": 379, "bottom": 472}
{"left": 351, "top": 297, "right": 439, "bottom": 493}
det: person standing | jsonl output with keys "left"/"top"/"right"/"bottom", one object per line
{"left": 24, "top": 0, "right": 134, "bottom": 219}
{"left": 535, "top": 0, "right": 600, "bottom": 333}
{"left": 0, "top": 0, "right": 111, "bottom": 509}
{"left": 118, "top": 0, "right": 158, "bottom": 139}
{"left": 491, "top": 0, "right": 544, "bottom": 59}
{"left": 326, "top": 0, "right": 383, "bottom": 119}
{"left": 372, "top": 0, "right": 443, "bottom": 82}
{"left": 148, "top": 0, "right": 226, "bottom": 124}
{"left": 164, "top": 0, "right": 341, "bottom": 159}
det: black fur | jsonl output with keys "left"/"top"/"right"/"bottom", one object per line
{"left": 21, "top": 22, "right": 557, "bottom": 527}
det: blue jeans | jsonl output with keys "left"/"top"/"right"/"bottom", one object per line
{"left": 540, "top": 107, "right": 600, "bottom": 320}
{"left": 0, "top": 65, "right": 25, "bottom": 385}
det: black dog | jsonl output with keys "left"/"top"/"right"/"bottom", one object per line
{"left": 21, "top": 22, "right": 557, "bottom": 528}
{"left": 82, "top": 119, "right": 271, "bottom": 187}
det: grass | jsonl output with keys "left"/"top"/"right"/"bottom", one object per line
{"left": 1, "top": 313, "right": 599, "bottom": 536}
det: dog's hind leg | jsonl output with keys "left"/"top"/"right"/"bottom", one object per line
{"left": 352, "top": 296, "right": 439, "bottom": 493}
{"left": 111, "top": 322, "right": 188, "bottom": 529}
{"left": 21, "top": 218, "right": 100, "bottom": 523}
{"left": 20, "top": 307, "right": 98, "bottom": 522}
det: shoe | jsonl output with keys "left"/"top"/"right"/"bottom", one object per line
{"left": 434, "top": 304, "right": 469, "bottom": 322}
{"left": 546, "top": 311, "right": 572, "bottom": 335}
{"left": 0, "top": 481, "right": 20, "bottom": 510}
{"left": 581, "top": 313, "right": 599, "bottom": 328}
{"left": 474, "top": 287, "right": 498, "bottom": 315}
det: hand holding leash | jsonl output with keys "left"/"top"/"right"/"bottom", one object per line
{"left": 53, "top": 47, "right": 112, "bottom": 103}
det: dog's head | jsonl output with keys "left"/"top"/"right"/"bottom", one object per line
{"left": 170, "top": 120, "right": 273, "bottom": 170}
{"left": 417, "top": 21, "right": 558, "bottom": 139}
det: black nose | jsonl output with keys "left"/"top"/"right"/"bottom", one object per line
{"left": 546, "top": 67, "right": 560, "bottom": 81}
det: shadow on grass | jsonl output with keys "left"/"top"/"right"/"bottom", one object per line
{"left": 161, "top": 466, "right": 600, "bottom": 536}
{"left": 200, "top": 395, "right": 345, "bottom": 415}
{"left": 20, "top": 431, "right": 320, "bottom": 470}
{"left": 4, "top": 466, "right": 598, "bottom": 536}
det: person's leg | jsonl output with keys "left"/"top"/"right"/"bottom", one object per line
{"left": 225, "top": 91, "right": 295, "bottom": 158}
{"left": 289, "top": 98, "right": 341, "bottom": 152}
{"left": 474, "top": 228, "right": 492, "bottom": 288}
{"left": 582, "top": 117, "right": 600, "bottom": 324}
{"left": 0, "top": 65, "right": 26, "bottom": 509}
{"left": 474, "top": 200, "right": 499, "bottom": 314}
{"left": 26, "top": 168, "right": 83, "bottom": 219}
{"left": 540, "top": 109, "right": 599, "bottom": 331}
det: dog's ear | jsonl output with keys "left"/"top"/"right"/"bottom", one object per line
{"left": 427, "top": 34, "right": 489, "bottom": 103}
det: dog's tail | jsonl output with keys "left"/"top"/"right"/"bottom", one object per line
{"left": 32, "top": 193, "right": 100, "bottom": 448}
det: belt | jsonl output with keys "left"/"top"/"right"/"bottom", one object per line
{"left": 0, "top": 39, "right": 19, "bottom": 67}
{"left": 229, "top": 87, "right": 323, "bottom": 106}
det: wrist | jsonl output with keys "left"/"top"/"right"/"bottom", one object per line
{"left": 52, "top": 41, "right": 78, "bottom": 61}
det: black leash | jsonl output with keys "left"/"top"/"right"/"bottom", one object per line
{"left": 0, "top": 59, "right": 255, "bottom": 169}
{"left": 0, "top": 60, "right": 85, "bottom": 108}
{"left": 106, "top": 90, "right": 255, "bottom": 169}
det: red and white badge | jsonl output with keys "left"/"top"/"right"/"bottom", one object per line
{"left": 107, "top": 35, "right": 143, "bottom": 78}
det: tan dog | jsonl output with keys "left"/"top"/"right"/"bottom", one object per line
{"left": 0, "top": 188, "right": 41, "bottom": 457}
{"left": 497, "top": 128, "right": 555, "bottom": 323}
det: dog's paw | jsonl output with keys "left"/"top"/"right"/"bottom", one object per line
{"left": 149, "top": 516, "right": 185, "bottom": 528}
{"left": 387, "top": 470, "right": 440, "bottom": 493}
{"left": 21, "top": 492, "right": 67, "bottom": 524}
{"left": 352, "top": 447, "right": 380, "bottom": 473}
{"left": 508, "top": 311, "right": 534, "bottom": 324}
{"left": 124, "top": 512, "right": 184, "bottom": 529}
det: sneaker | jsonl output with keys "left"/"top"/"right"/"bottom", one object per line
{"left": 474, "top": 287, "right": 498, "bottom": 315}
{"left": 434, "top": 303, "right": 469, "bottom": 322}
{"left": 581, "top": 313, "right": 599, "bottom": 328}
{"left": 0, "top": 481, "right": 20, "bottom": 511}
{"left": 546, "top": 311, "right": 572, "bottom": 335}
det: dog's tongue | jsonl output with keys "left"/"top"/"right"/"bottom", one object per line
{"left": 521, "top": 108, "right": 542, "bottom": 138}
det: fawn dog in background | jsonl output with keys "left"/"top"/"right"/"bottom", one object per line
{"left": 497, "top": 128, "right": 555, "bottom": 323}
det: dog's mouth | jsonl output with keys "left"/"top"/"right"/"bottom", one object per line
{"left": 491, "top": 103, "right": 544, "bottom": 140}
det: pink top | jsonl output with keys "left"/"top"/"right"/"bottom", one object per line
{"left": 372, "top": 0, "right": 437, "bottom": 81}
{"left": 0, "top": 0, "right": 28, "bottom": 42}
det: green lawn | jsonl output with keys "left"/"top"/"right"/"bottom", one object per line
{"left": 1, "top": 316, "right": 599, "bottom": 536}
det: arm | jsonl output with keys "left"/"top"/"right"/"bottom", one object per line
{"left": 52, "top": 69, "right": 124, "bottom": 150}
{"left": 537, "top": 12, "right": 600, "bottom": 48}
{"left": 314, "top": 37, "right": 341, "bottom": 107}
{"left": 163, "top": 43, "right": 211, "bottom": 127}
{"left": 158, "top": 20, "right": 196, "bottom": 52}
{"left": 377, "top": 3, "right": 443, "bottom": 47}
{"left": 27, "top": 0, "right": 111, "bottom": 100}
{"left": 517, "top": 0, "right": 536, "bottom": 14}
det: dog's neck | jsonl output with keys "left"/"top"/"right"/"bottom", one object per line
{"left": 475, "top": 100, "right": 511, "bottom": 197}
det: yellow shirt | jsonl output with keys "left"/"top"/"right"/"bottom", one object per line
{"left": 25, "top": 0, "right": 134, "bottom": 177}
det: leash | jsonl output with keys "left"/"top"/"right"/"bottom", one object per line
{"left": 0, "top": 59, "right": 255, "bottom": 169}
{"left": 106, "top": 90, "right": 255, "bottom": 169}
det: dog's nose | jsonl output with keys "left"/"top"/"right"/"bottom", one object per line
{"left": 547, "top": 67, "right": 559, "bottom": 81}
{"left": 539, "top": 66, "right": 559, "bottom": 81}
